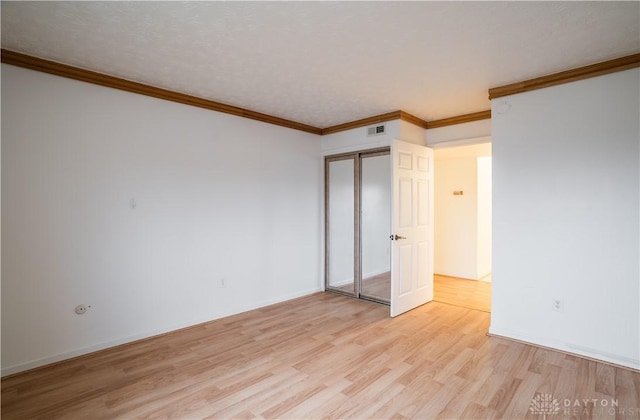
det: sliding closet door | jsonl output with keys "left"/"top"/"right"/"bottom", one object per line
{"left": 326, "top": 149, "right": 391, "bottom": 303}
{"left": 325, "top": 155, "right": 357, "bottom": 296}
{"left": 326, "top": 143, "right": 433, "bottom": 313}
{"left": 360, "top": 152, "right": 391, "bottom": 302}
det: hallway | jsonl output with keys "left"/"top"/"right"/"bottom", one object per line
{"left": 433, "top": 274, "right": 491, "bottom": 312}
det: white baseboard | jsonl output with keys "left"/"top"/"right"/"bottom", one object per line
{"left": 435, "top": 271, "right": 477, "bottom": 280}
{"left": 362, "top": 269, "right": 390, "bottom": 280}
{"left": 488, "top": 327, "right": 640, "bottom": 371}
{"left": 328, "top": 278, "right": 354, "bottom": 287}
{"left": 1, "top": 287, "right": 322, "bottom": 377}
{"left": 327, "top": 270, "right": 390, "bottom": 288}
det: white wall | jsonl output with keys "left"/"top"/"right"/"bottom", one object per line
{"left": 321, "top": 119, "right": 426, "bottom": 156}
{"left": 399, "top": 120, "right": 428, "bottom": 147}
{"left": 434, "top": 157, "right": 478, "bottom": 279}
{"left": 1, "top": 64, "right": 322, "bottom": 375}
{"left": 490, "top": 68, "right": 640, "bottom": 370}
{"left": 427, "top": 119, "right": 491, "bottom": 147}
{"left": 476, "top": 157, "right": 492, "bottom": 278}
{"left": 322, "top": 120, "right": 400, "bottom": 156}
{"left": 434, "top": 144, "right": 491, "bottom": 280}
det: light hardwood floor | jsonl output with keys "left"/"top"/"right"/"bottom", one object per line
{"left": 360, "top": 271, "right": 391, "bottom": 302}
{"left": 333, "top": 272, "right": 491, "bottom": 311}
{"left": 332, "top": 272, "right": 391, "bottom": 301}
{"left": 2, "top": 292, "right": 638, "bottom": 419}
{"left": 434, "top": 274, "right": 492, "bottom": 313}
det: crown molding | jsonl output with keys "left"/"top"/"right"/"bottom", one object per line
{"left": 4, "top": 49, "right": 638, "bottom": 136}
{"left": 489, "top": 53, "right": 640, "bottom": 100}
{"left": 0, "top": 49, "right": 323, "bottom": 135}
{"left": 321, "top": 111, "right": 429, "bottom": 135}
{"left": 1, "top": 49, "right": 432, "bottom": 137}
{"left": 426, "top": 110, "right": 491, "bottom": 129}
{"left": 399, "top": 111, "right": 429, "bottom": 129}
{"left": 320, "top": 111, "right": 403, "bottom": 135}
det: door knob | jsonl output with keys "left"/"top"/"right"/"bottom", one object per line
{"left": 390, "top": 234, "right": 407, "bottom": 240}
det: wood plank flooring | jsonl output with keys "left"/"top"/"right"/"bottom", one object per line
{"left": 360, "top": 271, "right": 391, "bottom": 301}
{"left": 2, "top": 292, "right": 638, "bottom": 419}
{"left": 331, "top": 272, "right": 391, "bottom": 302}
{"left": 334, "top": 273, "right": 491, "bottom": 312}
{"left": 434, "top": 274, "right": 492, "bottom": 312}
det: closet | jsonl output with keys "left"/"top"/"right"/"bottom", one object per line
{"left": 325, "top": 148, "right": 391, "bottom": 304}
{"left": 325, "top": 139, "right": 435, "bottom": 316}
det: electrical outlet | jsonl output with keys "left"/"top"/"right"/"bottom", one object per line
{"left": 220, "top": 278, "right": 226, "bottom": 288}
{"left": 75, "top": 304, "right": 90, "bottom": 315}
{"left": 552, "top": 298, "right": 563, "bottom": 312}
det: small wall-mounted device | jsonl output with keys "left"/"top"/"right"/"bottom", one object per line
{"left": 453, "top": 190, "right": 464, "bottom": 196}
{"left": 366, "top": 124, "right": 386, "bottom": 137}
{"left": 75, "top": 304, "right": 90, "bottom": 315}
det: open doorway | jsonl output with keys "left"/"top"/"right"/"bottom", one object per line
{"left": 433, "top": 142, "right": 492, "bottom": 312}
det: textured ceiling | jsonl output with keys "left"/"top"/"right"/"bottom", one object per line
{"left": 2, "top": 1, "right": 639, "bottom": 128}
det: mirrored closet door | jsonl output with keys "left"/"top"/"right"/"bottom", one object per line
{"left": 325, "top": 148, "right": 391, "bottom": 304}
{"left": 326, "top": 155, "right": 357, "bottom": 295}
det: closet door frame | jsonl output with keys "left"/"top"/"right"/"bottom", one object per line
{"left": 325, "top": 152, "right": 359, "bottom": 298}
{"left": 358, "top": 149, "right": 391, "bottom": 304}
{"left": 324, "top": 147, "right": 390, "bottom": 303}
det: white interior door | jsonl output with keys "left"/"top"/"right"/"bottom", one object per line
{"left": 390, "top": 139, "right": 434, "bottom": 317}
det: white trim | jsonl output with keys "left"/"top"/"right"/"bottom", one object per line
{"left": 488, "top": 327, "right": 640, "bottom": 370}
{"left": 362, "top": 269, "right": 390, "bottom": 280}
{"left": 428, "top": 135, "right": 492, "bottom": 149}
{"left": 1, "top": 287, "right": 321, "bottom": 377}
{"left": 322, "top": 140, "right": 390, "bottom": 156}
{"left": 328, "top": 278, "right": 354, "bottom": 288}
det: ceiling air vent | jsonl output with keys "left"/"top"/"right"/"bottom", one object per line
{"left": 367, "top": 124, "right": 386, "bottom": 137}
